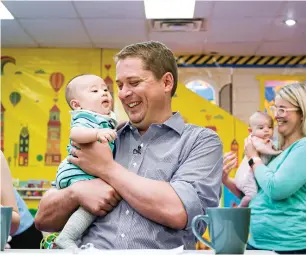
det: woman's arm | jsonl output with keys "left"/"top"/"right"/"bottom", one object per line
{"left": 252, "top": 141, "right": 306, "bottom": 200}
{"left": 0, "top": 151, "right": 20, "bottom": 234}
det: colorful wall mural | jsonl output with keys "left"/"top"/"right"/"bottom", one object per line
{"left": 1, "top": 48, "right": 257, "bottom": 211}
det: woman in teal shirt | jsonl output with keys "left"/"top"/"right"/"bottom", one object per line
{"left": 223, "top": 82, "right": 306, "bottom": 254}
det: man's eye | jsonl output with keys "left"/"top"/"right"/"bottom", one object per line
{"left": 92, "top": 90, "right": 98, "bottom": 93}
{"left": 130, "top": 81, "right": 139, "bottom": 86}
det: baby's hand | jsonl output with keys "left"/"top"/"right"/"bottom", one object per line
{"left": 96, "top": 129, "right": 117, "bottom": 143}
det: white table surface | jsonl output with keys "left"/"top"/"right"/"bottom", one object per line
{"left": 3, "top": 249, "right": 277, "bottom": 255}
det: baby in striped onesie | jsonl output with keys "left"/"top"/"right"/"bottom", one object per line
{"left": 55, "top": 74, "right": 117, "bottom": 249}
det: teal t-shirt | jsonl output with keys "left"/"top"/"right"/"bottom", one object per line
{"left": 248, "top": 137, "right": 306, "bottom": 251}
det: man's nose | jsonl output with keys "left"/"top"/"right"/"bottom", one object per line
{"left": 118, "top": 86, "right": 132, "bottom": 99}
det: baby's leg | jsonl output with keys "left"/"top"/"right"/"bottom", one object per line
{"left": 55, "top": 207, "right": 96, "bottom": 249}
{"left": 238, "top": 196, "right": 252, "bottom": 207}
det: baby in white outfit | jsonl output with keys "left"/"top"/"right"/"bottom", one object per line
{"left": 234, "top": 111, "right": 281, "bottom": 207}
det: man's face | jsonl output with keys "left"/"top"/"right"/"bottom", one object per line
{"left": 115, "top": 57, "right": 171, "bottom": 132}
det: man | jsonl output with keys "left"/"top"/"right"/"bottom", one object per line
{"left": 35, "top": 41, "right": 223, "bottom": 249}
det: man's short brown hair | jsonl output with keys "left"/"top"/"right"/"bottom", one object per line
{"left": 114, "top": 41, "right": 178, "bottom": 97}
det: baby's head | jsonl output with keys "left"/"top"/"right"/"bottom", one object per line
{"left": 248, "top": 111, "right": 274, "bottom": 139}
{"left": 65, "top": 74, "right": 113, "bottom": 115}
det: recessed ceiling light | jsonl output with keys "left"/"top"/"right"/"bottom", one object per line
{"left": 144, "top": 0, "right": 195, "bottom": 19}
{"left": 284, "top": 19, "right": 296, "bottom": 27}
{"left": 0, "top": 2, "right": 14, "bottom": 20}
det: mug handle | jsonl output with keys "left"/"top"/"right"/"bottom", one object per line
{"left": 192, "top": 215, "right": 214, "bottom": 250}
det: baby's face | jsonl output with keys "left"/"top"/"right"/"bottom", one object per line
{"left": 250, "top": 116, "right": 273, "bottom": 139}
{"left": 75, "top": 76, "right": 113, "bottom": 115}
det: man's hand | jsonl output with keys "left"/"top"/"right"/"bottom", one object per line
{"left": 72, "top": 179, "right": 121, "bottom": 216}
{"left": 68, "top": 140, "right": 114, "bottom": 178}
{"left": 96, "top": 129, "right": 117, "bottom": 143}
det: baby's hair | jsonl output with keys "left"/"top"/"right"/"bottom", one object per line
{"left": 249, "top": 111, "right": 274, "bottom": 128}
{"left": 65, "top": 74, "right": 90, "bottom": 109}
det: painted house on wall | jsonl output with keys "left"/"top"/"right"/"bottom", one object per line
{"left": 19, "top": 126, "right": 29, "bottom": 166}
{"left": 1, "top": 103, "right": 5, "bottom": 151}
{"left": 45, "top": 104, "right": 61, "bottom": 166}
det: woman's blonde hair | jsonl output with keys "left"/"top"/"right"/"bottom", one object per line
{"left": 276, "top": 82, "right": 306, "bottom": 147}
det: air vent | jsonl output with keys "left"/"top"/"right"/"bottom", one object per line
{"left": 150, "top": 18, "right": 205, "bottom": 32}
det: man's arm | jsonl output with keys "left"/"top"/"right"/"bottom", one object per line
{"left": 72, "top": 129, "right": 223, "bottom": 230}
{"left": 35, "top": 179, "right": 121, "bottom": 232}
{"left": 107, "top": 130, "right": 223, "bottom": 229}
{"left": 34, "top": 187, "right": 78, "bottom": 232}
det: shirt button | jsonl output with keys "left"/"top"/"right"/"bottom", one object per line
{"left": 125, "top": 210, "right": 129, "bottom": 215}
{"left": 132, "top": 162, "right": 137, "bottom": 167}
{"left": 121, "top": 233, "right": 125, "bottom": 238}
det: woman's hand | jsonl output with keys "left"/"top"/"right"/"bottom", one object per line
{"left": 222, "top": 151, "right": 237, "bottom": 182}
{"left": 244, "top": 136, "right": 259, "bottom": 159}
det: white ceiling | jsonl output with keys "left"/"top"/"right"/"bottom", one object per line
{"left": 1, "top": 0, "right": 306, "bottom": 56}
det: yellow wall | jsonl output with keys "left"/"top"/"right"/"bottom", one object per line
{"left": 1, "top": 48, "right": 248, "bottom": 210}
{"left": 1, "top": 49, "right": 101, "bottom": 182}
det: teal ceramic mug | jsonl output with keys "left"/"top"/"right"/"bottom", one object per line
{"left": 0, "top": 206, "right": 12, "bottom": 251}
{"left": 192, "top": 208, "right": 251, "bottom": 254}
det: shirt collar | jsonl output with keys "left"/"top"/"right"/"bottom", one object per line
{"left": 118, "top": 112, "right": 185, "bottom": 136}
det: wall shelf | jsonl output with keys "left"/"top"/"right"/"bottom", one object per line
{"left": 16, "top": 187, "right": 49, "bottom": 191}
{"left": 21, "top": 196, "right": 43, "bottom": 200}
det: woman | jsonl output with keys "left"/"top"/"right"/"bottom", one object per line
{"left": 223, "top": 82, "right": 306, "bottom": 254}
{"left": 9, "top": 189, "right": 44, "bottom": 249}
{"left": 1, "top": 151, "right": 20, "bottom": 234}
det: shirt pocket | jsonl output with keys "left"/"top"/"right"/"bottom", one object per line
{"left": 145, "top": 162, "right": 178, "bottom": 182}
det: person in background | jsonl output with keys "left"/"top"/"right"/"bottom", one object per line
{"left": 223, "top": 82, "right": 306, "bottom": 254}
{"left": 7, "top": 189, "right": 43, "bottom": 249}
{"left": 1, "top": 151, "right": 20, "bottom": 235}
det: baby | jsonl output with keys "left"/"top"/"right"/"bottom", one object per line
{"left": 234, "top": 111, "right": 281, "bottom": 207}
{"left": 55, "top": 74, "right": 117, "bottom": 249}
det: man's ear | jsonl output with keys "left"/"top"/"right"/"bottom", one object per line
{"left": 248, "top": 127, "right": 252, "bottom": 134}
{"left": 162, "top": 72, "right": 174, "bottom": 94}
{"left": 70, "top": 99, "right": 81, "bottom": 110}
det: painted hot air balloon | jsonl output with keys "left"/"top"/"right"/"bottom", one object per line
{"left": 1, "top": 56, "right": 16, "bottom": 75}
{"left": 9, "top": 92, "right": 21, "bottom": 107}
{"left": 49, "top": 72, "right": 64, "bottom": 93}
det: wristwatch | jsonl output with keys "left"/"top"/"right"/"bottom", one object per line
{"left": 248, "top": 157, "right": 261, "bottom": 168}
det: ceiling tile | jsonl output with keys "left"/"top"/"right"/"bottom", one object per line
{"left": 149, "top": 31, "right": 207, "bottom": 44}
{"left": 266, "top": 16, "right": 306, "bottom": 41}
{"left": 38, "top": 42, "right": 94, "bottom": 48}
{"left": 166, "top": 42, "right": 204, "bottom": 55}
{"left": 84, "top": 19, "right": 147, "bottom": 42}
{"left": 257, "top": 41, "right": 306, "bottom": 55}
{"left": 1, "top": 20, "right": 37, "bottom": 46}
{"left": 202, "top": 42, "right": 260, "bottom": 55}
{"left": 194, "top": 1, "right": 214, "bottom": 18}
{"left": 3, "top": 1, "right": 78, "bottom": 18}
{"left": 213, "top": 1, "right": 282, "bottom": 18}
{"left": 280, "top": 1, "right": 306, "bottom": 19}
{"left": 207, "top": 18, "right": 272, "bottom": 43}
{"left": 19, "top": 19, "right": 91, "bottom": 44}
{"left": 74, "top": 1, "right": 145, "bottom": 19}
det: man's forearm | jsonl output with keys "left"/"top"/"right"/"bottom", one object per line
{"left": 101, "top": 163, "right": 187, "bottom": 229}
{"left": 34, "top": 187, "right": 78, "bottom": 232}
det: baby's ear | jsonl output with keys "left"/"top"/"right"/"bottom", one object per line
{"left": 248, "top": 127, "right": 252, "bottom": 134}
{"left": 70, "top": 99, "right": 81, "bottom": 110}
